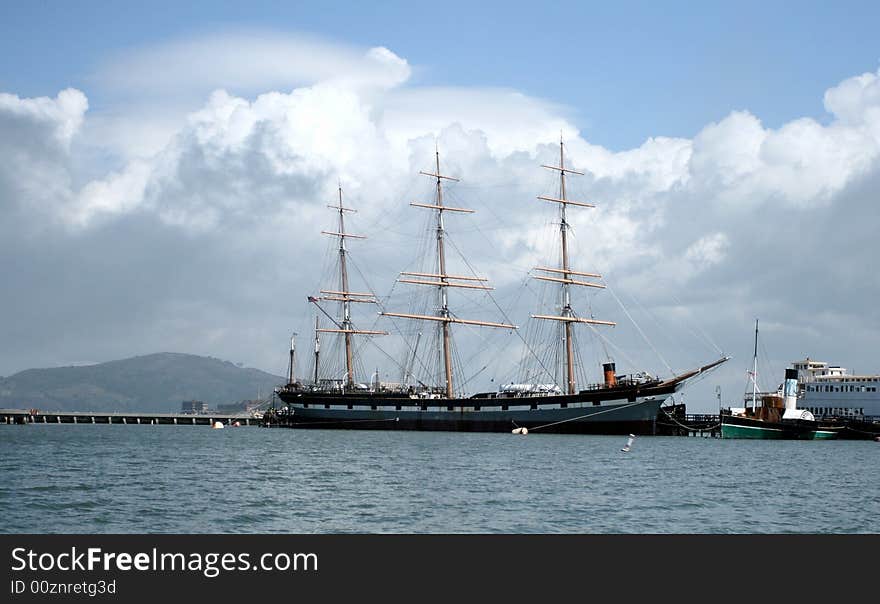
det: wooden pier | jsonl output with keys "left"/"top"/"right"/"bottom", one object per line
{"left": 655, "top": 405, "right": 722, "bottom": 437}
{"left": 1, "top": 408, "right": 258, "bottom": 426}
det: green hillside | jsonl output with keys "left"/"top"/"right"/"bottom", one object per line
{"left": 0, "top": 353, "right": 285, "bottom": 413}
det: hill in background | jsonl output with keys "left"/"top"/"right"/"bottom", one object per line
{"left": 0, "top": 353, "right": 284, "bottom": 413}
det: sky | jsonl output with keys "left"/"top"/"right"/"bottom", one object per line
{"left": 1, "top": 1, "right": 879, "bottom": 411}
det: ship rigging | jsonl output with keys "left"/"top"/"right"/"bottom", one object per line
{"left": 270, "top": 140, "right": 729, "bottom": 434}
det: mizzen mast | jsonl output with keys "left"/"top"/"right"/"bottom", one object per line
{"left": 311, "top": 185, "right": 386, "bottom": 389}
{"left": 532, "top": 138, "right": 615, "bottom": 395}
{"left": 381, "top": 149, "right": 516, "bottom": 398}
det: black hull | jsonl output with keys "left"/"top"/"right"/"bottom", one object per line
{"left": 265, "top": 413, "right": 660, "bottom": 435}
{"left": 267, "top": 382, "right": 680, "bottom": 435}
{"left": 836, "top": 418, "right": 880, "bottom": 440}
{"left": 265, "top": 358, "right": 729, "bottom": 435}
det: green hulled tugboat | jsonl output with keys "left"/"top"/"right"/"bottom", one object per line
{"left": 721, "top": 321, "right": 842, "bottom": 440}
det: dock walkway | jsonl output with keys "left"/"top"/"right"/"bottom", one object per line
{"left": 1, "top": 409, "right": 258, "bottom": 426}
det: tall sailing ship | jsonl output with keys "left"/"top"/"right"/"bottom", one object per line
{"left": 270, "top": 141, "right": 728, "bottom": 434}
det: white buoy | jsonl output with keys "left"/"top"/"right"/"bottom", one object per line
{"left": 212, "top": 421, "right": 225, "bottom": 430}
{"left": 511, "top": 427, "right": 528, "bottom": 435}
{"left": 621, "top": 433, "right": 635, "bottom": 452}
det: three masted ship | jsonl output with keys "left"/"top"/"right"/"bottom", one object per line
{"left": 271, "top": 141, "right": 728, "bottom": 434}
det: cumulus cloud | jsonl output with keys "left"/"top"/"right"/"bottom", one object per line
{"left": 824, "top": 69, "right": 880, "bottom": 127}
{"left": 0, "top": 88, "right": 88, "bottom": 146}
{"left": 0, "top": 88, "right": 87, "bottom": 224}
{"left": 2, "top": 36, "right": 880, "bottom": 411}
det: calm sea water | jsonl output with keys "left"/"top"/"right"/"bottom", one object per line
{"left": 1, "top": 424, "right": 878, "bottom": 533}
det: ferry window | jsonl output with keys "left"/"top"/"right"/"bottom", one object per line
{"left": 447, "top": 406, "right": 454, "bottom": 411}
{"left": 395, "top": 405, "right": 401, "bottom": 411}
{"left": 324, "top": 404, "right": 330, "bottom": 409}
{"left": 347, "top": 404, "right": 353, "bottom": 410}
{"left": 530, "top": 403, "right": 538, "bottom": 410}
{"left": 561, "top": 402, "right": 568, "bottom": 408}
{"left": 371, "top": 405, "right": 377, "bottom": 410}
{"left": 420, "top": 405, "right": 428, "bottom": 411}
{"left": 501, "top": 405, "right": 509, "bottom": 411}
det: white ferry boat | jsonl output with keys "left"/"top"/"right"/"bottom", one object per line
{"left": 792, "top": 359, "right": 880, "bottom": 418}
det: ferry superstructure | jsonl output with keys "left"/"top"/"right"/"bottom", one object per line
{"left": 793, "top": 359, "right": 880, "bottom": 418}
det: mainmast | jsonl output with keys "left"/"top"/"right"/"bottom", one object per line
{"left": 433, "top": 150, "right": 454, "bottom": 398}
{"left": 311, "top": 185, "right": 386, "bottom": 389}
{"left": 751, "top": 318, "right": 759, "bottom": 412}
{"left": 531, "top": 138, "right": 615, "bottom": 394}
{"left": 288, "top": 332, "right": 297, "bottom": 385}
{"left": 313, "top": 316, "right": 321, "bottom": 385}
{"left": 381, "top": 148, "right": 516, "bottom": 398}
{"left": 336, "top": 186, "right": 355, "bottom": 386}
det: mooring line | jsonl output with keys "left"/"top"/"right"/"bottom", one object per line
{"left": 522, "top": 400, "right": 646, "bottom": 432}
{"left": 659, "top": 408, "right": 721, "bottom": 431}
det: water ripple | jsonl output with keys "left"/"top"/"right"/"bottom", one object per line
{"left": 1, "top": 425, "right": 879, "bottom": 533}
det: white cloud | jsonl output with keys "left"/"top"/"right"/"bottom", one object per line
{"left": 381, "top": 87, "right": 577, "bottom": 158}
{"left": 67, "top": 160, "right": 151, "bottom": 226}
{"left": 94, "top": 30, "right": 411, "bottom": 97}
{"left": 0, "top": 88, "right": 88, "bottom": 147}
{"left": 824, "top": 69, "right": 880, "bottom": 126}
{"left": 0, "top": 88, "right": 88, "bottom": 226}
{"left": 684, "top": 232, "right": 729, "bottom": 273}
{"left": 3, "top": 36, "right": 880, "bottom": 411}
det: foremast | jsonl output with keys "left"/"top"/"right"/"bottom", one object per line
{"left": 381, "top": 149, "right": 516, "bottom": 398}
{"left": 531, "top": 138, "right": 615, "bottom": 395}
{"left": 311, "top": 185, "right": 386, "bottom": 389}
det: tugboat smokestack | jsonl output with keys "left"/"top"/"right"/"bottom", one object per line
{"left": 603, "top": 362, "right": 617, "bottom": 387}
{"left": 783, "top": 368, "right": 798, "bottom": 410}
